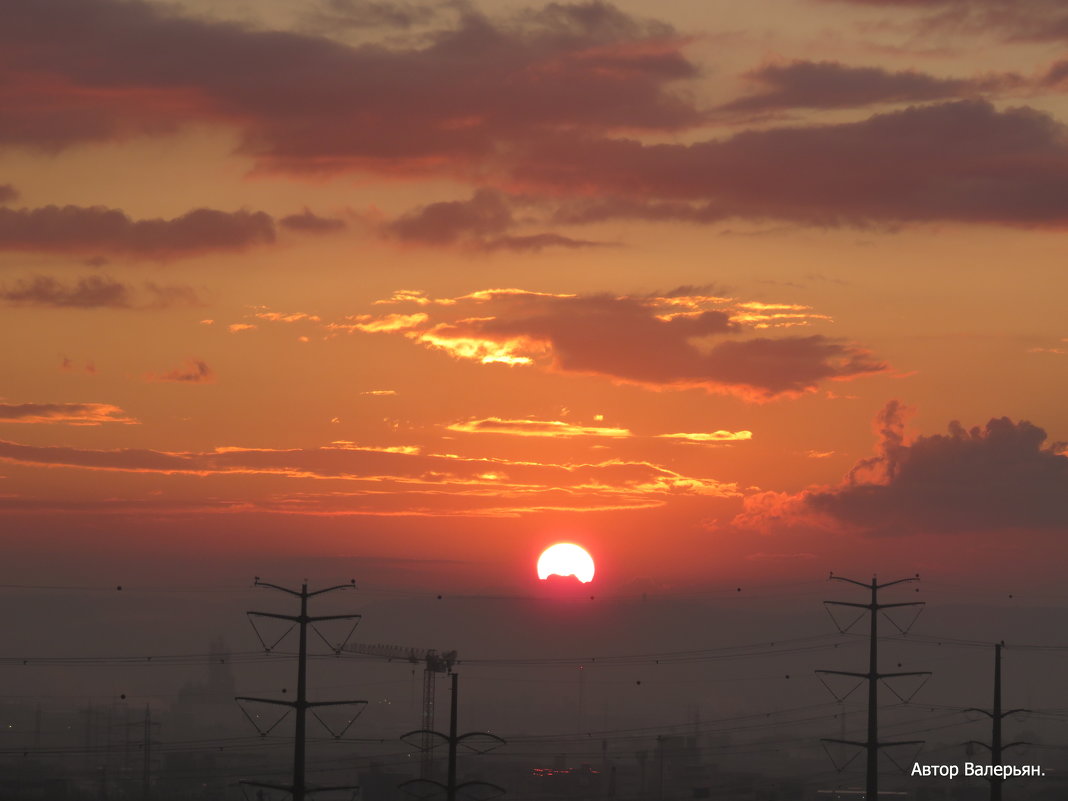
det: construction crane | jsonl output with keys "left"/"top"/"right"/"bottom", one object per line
{"left": 343, "top": 643, "right": 457, "bottom": 778}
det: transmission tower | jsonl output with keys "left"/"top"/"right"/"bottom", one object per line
{"left": 400, "top": 672, "right": 506, "bottom": 801}
{"left": 237, "top": 578, "right": 366, "bottom": 801}
{"left": 817, "top": 573, "right": 930, "bottom": 800}
{"left": 964, "top": 642, "right": 1028, "bottom": 801}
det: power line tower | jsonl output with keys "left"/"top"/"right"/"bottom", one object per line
{"left": 237, "top": 578, "right": 366, "bottom": 801}
{"left": 817, "top": 573, "right": 930, "bottom": 801}
{"left": 965, "top": 642, "right": 1028, "bottom": 801}
{"left": 343, "top": 642, "right": 457, "bottom": 778}
{"left": 400, "top": 672, "right": 506, "bottom": 801}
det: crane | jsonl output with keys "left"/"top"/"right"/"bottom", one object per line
{"left": 343, "top": 643, "right": 457, "bottom": 778}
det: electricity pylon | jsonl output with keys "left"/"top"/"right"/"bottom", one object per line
{"left": 400, "top": 672, "right": 505, "bottom": 801}
{"left": 964, "top": 642, "right": 1028, "bottom": 801}
{"left": 237, "top": 578, "right": 366, "bottom": 801}
{"left": 817, "top": 573, "right": 930, "bottom": 801}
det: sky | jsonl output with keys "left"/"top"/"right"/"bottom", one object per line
{"left": 2, "top": 0, "right": 1068, "bottom": 605}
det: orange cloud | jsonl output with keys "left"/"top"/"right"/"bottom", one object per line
{"left": 409, "top": 325, "right": 541, "bottom": 365}
{"left": 447, "top": 418, "right": 633, "bottom": 438}
{"left": 0, "top": 438, "right": 738, "bottom": 517}
{"left": 329, "top": 312, "right": 429, "bottom": 334}
{"left": 656, "top": 430, "right": 753, "bottom": 442}
{"left": 0, "top": 402, "right": 137, "bottom": 425}
{"left": 255, "top": 311, "right": 321, "bottom": 323}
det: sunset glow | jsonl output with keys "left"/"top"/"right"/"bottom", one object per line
{"left": 1, "top": 0, "right": 1067, "bottom": 611}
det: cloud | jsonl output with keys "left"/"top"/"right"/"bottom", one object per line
{"left": 279, "top": 209, "right": 347, "bottom": 233}
{"left": 300, "top": 0, "right": 443, "bottom": 32}
{"left": 0, "top": 437, "right": 740, "bottom": 516}
{"left": 481, "top": 232, "right": 607, "bottom": 252}
{"left": 735, "top": 401, "right": 1068, "bottom": 535}
{"left": 515, "top": 100, "right": 1068, "bottom": 228}
{"left": 0, "top": 184, "right": 17, "bottom": 204}
{"left": 144, "top": 358, "right": 214, "bottom": 383}
{"left": 381, "top": 288, "right": 883, "bottom": 399}
{"left": 7, "top": 1, "right": 1064, "bottom": 232}
{"left": 254, "top": 311, "right": 322, "bottom": 323}
{"left": 447, "top": 417, "right": 633, "bottom": 437}
{"left": 819, "top": 0, "right": 1068, "bottom": 44}
{"left": 0, "top": 402, "right": 136, "bottom": 425}
{"left": 657, "top": 430, "right": 753, "bottom": 442}
{"left": 329, "top": 312, "right": 429, "bottom": 333}
{"left": 1, "top": 0, "right": 701, "bottom": 169}
{"left": 382, "top": 189, "right": 606, "bottom": 251}
{"left": 228, "top": 323, "right": 257, "bottom": 333}
{"left": 0, "top": 205, "right": 275, "bottom": 257}
{"left": 384, "top": 189, "right": 512, "bottom": 244}
{"left": 1, "top": 275, "right": 129, "bottom": 307}
{"left": 551, "top": 197, "right": 727, "bottom": 225}
{"left": 446, "top": 418, "right": 754, "bottom": 441}
{"left": 0, "top": 275, "right": 199, "bottom": 308}
{"left": 1042, "top": 59, "right": 1068, "bottom": 89}
{"left": 718, "top": 60, "right": 1019, "bottom": 113}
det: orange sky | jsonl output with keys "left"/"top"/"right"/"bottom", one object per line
{"left": 2, "top": 0, "right": 1068, "bottom": 594}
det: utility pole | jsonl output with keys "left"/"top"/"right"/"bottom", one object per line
{"left": 237, "top": 578, "right": 366, "bottom": 801}
{"left": 124, "top": 704, "right": 158, "bottom": 801}
{"left": 965, "top": 643, "right": 1028, "bottom": 801}
{"left": 447, "top": 672, "right": 458, "bottom": 801}
{"left": 141, "top": 704, "right": 158, "bottom": 801}
{"left": 401, "top": 672, "right": 506, "bottom": 801}
{"left": 818, "top": 574, "right": 930, "bottom": 800}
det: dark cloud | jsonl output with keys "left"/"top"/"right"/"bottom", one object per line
{"left": 385, "top": 189, "right": 513, "bottom": 244}
{"left": 300, "top": 0, "right": 443, "bottom": 31}
{"left": 1, "top": 0, "right": 700, "bottom": 168}
{"left": 0, "top": 275, "right": 200, "bottom": 309}
{"left": 383, "top": 189, "right": 605, "bottom": 250}
{"left": 719, "top": 60, "right": 1018, "bottom": 113}
{"left": 0, "top": 184, "right": 17, "bottom": 204}
{"left": 0, "top": 402, "right": 136, "bottom": 425}
{"left": 1, "top": 275, "right": 130, "bottom": 307}
{"left": 819, "top": 0, "right": 1068, "bottom": 43}
{"left": 736, "top": 401, "right": 1068, "bottom": 535}
{"left": 0, "top": 205, "right": 275, "bottom": 257}
{"left": 1041, "top": 59, "right": 1068, "bottom": 88}
{"left": 481, "top": 232, "right": 606, "bottom": 251}
{"left": 6, "top": 0, "right": 1065, "bottom": 232}
{"left": 552, "top": 197, "right": 727, "bottom": 225}
{"left": 515, "top": 101, "right": 1068, "bottom": 227}
{"left": 145, "top": 358, "right": 214, "bottom": 384}
{"left": 279, "top": 209, "right": 347, "bottom": 233}
{"left": 403, "top": 290, "right": 884, "bottom": 399}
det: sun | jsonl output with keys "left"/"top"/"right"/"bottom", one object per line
{"left": 537, "top": 543, "right": 595, "bottom": 583}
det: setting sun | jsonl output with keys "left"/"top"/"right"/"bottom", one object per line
{"left": 537, "top": 543, "right": 596, "bottom": 583}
